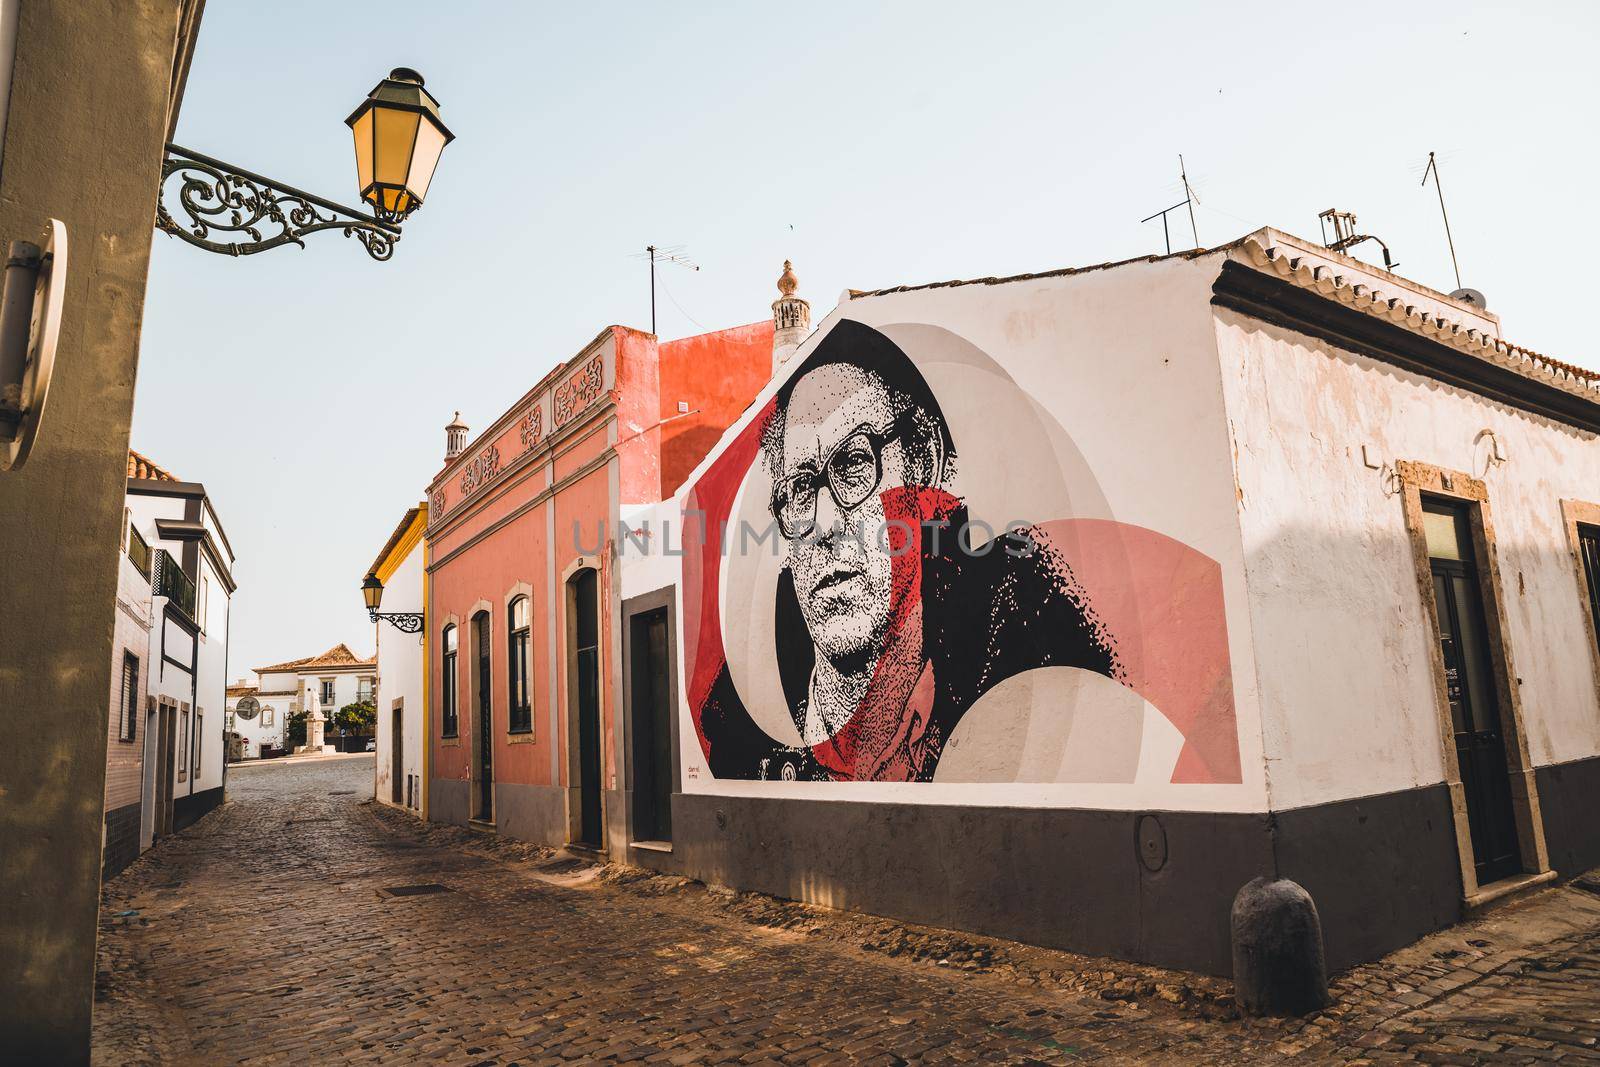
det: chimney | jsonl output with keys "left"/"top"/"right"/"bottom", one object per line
{"left": 444, "top": 411, "right": 468, "bottom": 461}
{"left": 771, "top": 260, "right": 810, "bottom": 372}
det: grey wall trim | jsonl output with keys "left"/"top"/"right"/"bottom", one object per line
{"left": 628, "top": 781, "right": 1481, "bottom": 976}
{"left": 1535, "top": 752, "right": 1600, "bottom": 878}
{"left": 494, "top": 782, "right": 567, "bottom": 846}
{"left": 171, "top": 784, "right": 221, "bottom": 832}
{"left": 430, "top": 778, "right": 469, "bottom": 828}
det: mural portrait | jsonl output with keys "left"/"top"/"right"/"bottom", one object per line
{"left": 683, "top": 319, "right": 1242, "bottom": 786}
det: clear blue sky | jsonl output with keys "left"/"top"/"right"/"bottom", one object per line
{"left": 132, "top": 0, "right": 1600, "bottom": 677}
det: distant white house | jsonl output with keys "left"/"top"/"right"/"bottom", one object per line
{"left": 224, "top": 680, "right": 287, "bottom": 759}
{"left": 236, "top": 644, "right": 376, "bottom": 753}
{"left": 364, "top": 504, "right": 427, "bottom": 812}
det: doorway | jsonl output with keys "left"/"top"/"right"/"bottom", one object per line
{"left": 571, "top": 569, "right": 602, "bottom": 847}
{"left": 472, "top": 611, "right": 494, "bottom": 822}
{"left": 391, "top": 703, "right": 404, "bottom": 805}
{"left": 153, "top": 701, "right": 175, "bottom": 839}
{"left": 629, "top": 607, "right": 673, "bottom": 843}
{"left": 139, "top": 700, "right": 158, "bottom": 849}
{"left": 1423, "top": 498, "right": 1521, "bottom": 886}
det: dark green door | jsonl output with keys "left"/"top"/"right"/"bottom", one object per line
{"left": 1424, "top": 499, "right": 1521, "bottom": 886}
{"left": 630, "top": 608, "right": 673, "bottom": 842}
{"left": 574, "top": 570, "right": 602, "bottom": 847}
{"left": 473, "top": 611, "right": 493, "bottom": 821}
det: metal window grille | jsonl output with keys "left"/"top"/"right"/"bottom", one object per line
{"left": 127, "top": 524, "right": 151, "bottom": 580}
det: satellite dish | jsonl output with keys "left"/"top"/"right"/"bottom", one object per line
{"left": 1450, "top": 287, "right": 1487, "bottom": 310}
{"left": 236, "top": 695, "right": 260, "bottom": 720}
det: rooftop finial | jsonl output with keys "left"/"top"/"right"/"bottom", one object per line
{"left": 444, "top": 410, "right": 469, "bottom": 461}
{"left": 771, "top": 259, "right": 810, "bottom": 374}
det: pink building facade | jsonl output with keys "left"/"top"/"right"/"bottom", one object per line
{"left": 425, "top": 316, "right": 775, "bottom": 851}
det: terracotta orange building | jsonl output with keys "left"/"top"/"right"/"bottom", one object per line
{"left": 425, "top": 293, "right": 788, "bottom": 850}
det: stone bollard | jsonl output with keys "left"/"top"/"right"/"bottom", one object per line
{"left": 1230, "top": 876, "right": 1330, "bottom": 1016}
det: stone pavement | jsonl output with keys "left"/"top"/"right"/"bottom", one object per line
{"left": 93, "top": 756, "right": 1600, "bottom": 1064}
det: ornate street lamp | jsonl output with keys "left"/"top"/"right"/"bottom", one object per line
{"left": 156, "top": 68, "right": 454, "bottom": 261}
{"left": 362, "top": 575, "right": 423, "bottom": 633}
{"left": 345, "top": 68, "right": 454, "bottom": 224}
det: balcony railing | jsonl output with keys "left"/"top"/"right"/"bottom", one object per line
{"left": 127, "top": 524, "right": 151, "bottom": 581}
{"left": 153, "top": 549, "right": 196, "bottom": 619}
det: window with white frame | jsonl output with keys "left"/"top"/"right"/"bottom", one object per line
{"left": 178, "top": 709, "right": 189, "bottom": 781}
{"left": 441, "top": 624, "right": 459, "bottom": 737}
{"left": 193, "top": 709, "right": 203, "bottom": 776}
{"left": 508, "top": 596, "right": 532, "bottom": 733}
{"left": 320, "top": 678, "right": 335, "bottom": 707}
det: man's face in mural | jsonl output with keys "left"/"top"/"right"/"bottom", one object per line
{"left": 777, "top": 364, "right": 910, "bottom": 672}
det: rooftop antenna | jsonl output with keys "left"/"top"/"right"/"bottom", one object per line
{"left": 1421, "top": 151, "right": 1464, "bottom": 292}
{"left": 1318, "top": 208, "right": 1398, "bottom": 272}
{"left": 631, "top": 245, "right": 699, "bottom": 335}
{"left": 1180, "top": 154, "right": 1200, "bottom": 248}
{"left": 1139, "top": 155, "right": 1201, "bottom": 254}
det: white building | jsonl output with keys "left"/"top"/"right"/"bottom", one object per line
{"left": 364, "top": 504, "right": 427, "bottom": 812}
{"left": 247, "top": 644, "right": 376, "bottom": 751}
{"left": 225, "top": 679, "right": 288, "bottom": 759}
{"left": 615, "top": 227, "right": 1600, "bottom": 975}
{"left": 103, "top": 451, "right": 237, "bottom": 878}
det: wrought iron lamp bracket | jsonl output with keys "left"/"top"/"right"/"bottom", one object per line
{"left": 156, "top": 143, "right": 403, "bottom": 261}
{"left": 369, "top": 610, "right": 425, "bottom": 634}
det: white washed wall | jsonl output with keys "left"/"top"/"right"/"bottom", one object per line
{"left": 375, "top": 541, "right": 426, "bottom": 807}
{"left": 1217, "top": 283, "right": 1600, "bottom": 811}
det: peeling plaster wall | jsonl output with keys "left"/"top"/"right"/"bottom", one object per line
{"left": 1218, "top": 305, "right": 1600, "bottom": 812}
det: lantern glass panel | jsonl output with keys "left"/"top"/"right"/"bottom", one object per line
{"left": 351, "top": 109, "right": 374, "bottom": 194}
{"left": 407, "top": 120, "right": 448, "bottom": 203}
{"left": 373, "top": 106, "right": 421, "bottom": 188}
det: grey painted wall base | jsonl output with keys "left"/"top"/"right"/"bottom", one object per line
{"left": 629, "top": 783, "right": 1473, "bottom": 976}
{"left": 1536, "top": 753, "right": 1600, "bottom": 877}
{"left": 173, "top": 786, "right": 222, "bottom": 833}
{"left": 102, "top": 802, "right": 142, "bottom": 880}
{"left": 495, "top": 783, "right": 568, "bottom": 846}
{"left": 430, "top": 778, "right": 469, "bottom": 827}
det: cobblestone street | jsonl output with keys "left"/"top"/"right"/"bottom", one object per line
{"left": 93, "top": 757, "right": 1600, "bottom": 1065}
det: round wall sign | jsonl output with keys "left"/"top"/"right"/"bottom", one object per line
{"left": 235, "top": 695, "right": 260, "bottom": 721}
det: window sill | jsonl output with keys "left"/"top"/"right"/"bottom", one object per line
{"left": 440, "top": 736, "right": 461, "bottom": 747}
{"left": 506, "top": 731, "right": 536, "bottom": 744}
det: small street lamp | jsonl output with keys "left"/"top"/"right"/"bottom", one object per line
{"left": 362, "top": 575, "right": 423, "bottom": 633}
{"left": 157, "top": 67, "right": 454, "bottom": 261}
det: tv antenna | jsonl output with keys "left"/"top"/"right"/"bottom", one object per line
{"left": 1421, "top": 151, "right": 1463, "bottom": 292}
{"left": 1318, "top": 209, "right": 1398, "bottom": 272}
{"left": 1139, "top": 155, "right": 1201, "bottom": 254}
{"left": 631, "top": 244, "right": 699, "bottom": 335}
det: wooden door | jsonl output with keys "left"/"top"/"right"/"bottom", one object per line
{"left": 391, "top": 706, "right": 404, "bottom": 805}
